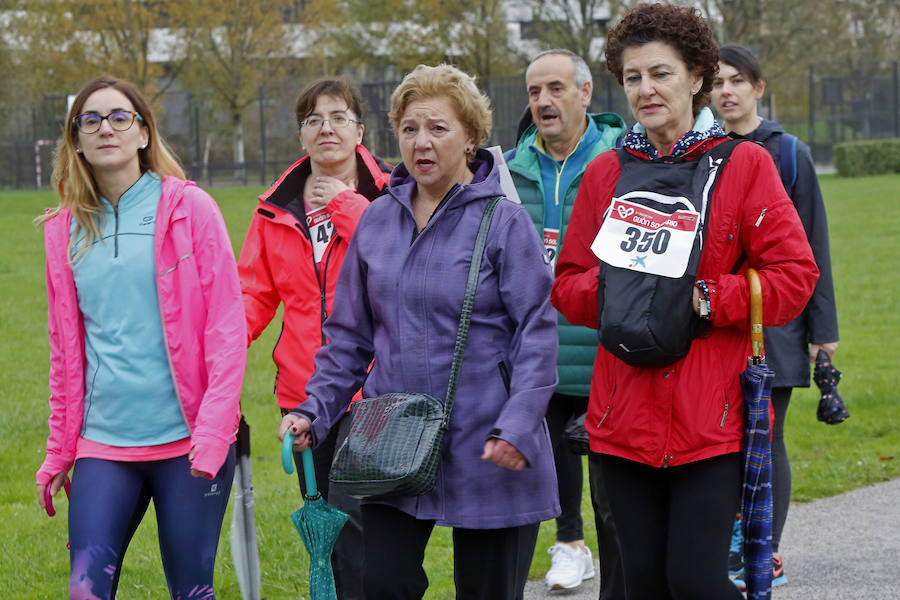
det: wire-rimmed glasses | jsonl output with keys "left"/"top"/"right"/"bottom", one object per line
{"left": 300, "top": 114, "right": 362, "bottom": 129}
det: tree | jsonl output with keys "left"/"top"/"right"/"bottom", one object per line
{"left": 307, "top": 0, "right": 519, "bottom": 82}
{"left": 7, "top": 0, "right": 184, "bottom": 100}
{"left": 169, "top": 1, "right": 294, "bottom": 179}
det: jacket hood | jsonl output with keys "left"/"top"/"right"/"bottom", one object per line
{"left": 748, "top": 118, "right": 786, "bottom": 143}
{"left": 259, "top": 144, "right": 392, "bottom": 217}
{"left": 387, "top": 147, "right": 503, "bottom": 209}
{"left": 515, "top": 112, "right": 627, "bottom": 149}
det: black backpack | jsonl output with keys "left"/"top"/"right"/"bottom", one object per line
{"left": 596, "top": 139, "right": 747, "bottom": 367}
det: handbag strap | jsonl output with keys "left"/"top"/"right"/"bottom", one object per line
{"left": 441, "top": 195, "right": 502, "bottom": 429}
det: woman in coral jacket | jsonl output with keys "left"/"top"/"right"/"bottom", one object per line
{"left": 551, "top": 4, "right": 819, "bottom": 599}
{"left": 237, "top": 77, "right": 390, "bottom": 600}
{"left": 35, "top": 75, "right": 245, "bottom": 600}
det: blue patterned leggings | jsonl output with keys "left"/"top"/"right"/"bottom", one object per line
{"left": 67, "top": 447, "right": 235, "bottom": 600}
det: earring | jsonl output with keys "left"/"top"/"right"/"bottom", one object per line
{"left": 465, "top": 147, "right": 472, "bottom": 154}
{"left": 76, "top": 148, "right": 82, "bottom": 154}
{"left": 140, "top": 143, "right": 147, "bottom": 149}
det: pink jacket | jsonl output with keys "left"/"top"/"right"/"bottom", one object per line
{"left": 36, "top": 177, "right": 246, "bottom": 485}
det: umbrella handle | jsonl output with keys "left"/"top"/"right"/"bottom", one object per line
{"left": 44, "top": 475, "right": 71, "bottom": 518}
{"left": 282, "top": 433, "right": 296, "bottom": 474}
{"left": 281, "top": 435, "right": 319, "bottom": 498}
{"left": 746, "top": 268, "right": 764, "bottom": 363}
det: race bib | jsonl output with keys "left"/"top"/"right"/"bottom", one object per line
{"left": 590, "top": 192, "right": 700, "bottom": 278}
{"left": 306, "top": 207, "right": 334, "bottom": 263}
{"left": 543, "top": 228, "right": 559, "bottom": 269}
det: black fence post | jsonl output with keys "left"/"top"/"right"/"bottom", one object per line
{"left": 808, "top": 64, "right": 815, "bottom": 158}
{"left": 893, "top": 61, "right": 899, "bottom": 139}
{"left": 259, "top": 85, "right": 267, "bottom": 186}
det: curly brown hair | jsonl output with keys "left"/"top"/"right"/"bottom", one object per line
{"left": 604, "top": 3, "right": 719, "bottom": 115}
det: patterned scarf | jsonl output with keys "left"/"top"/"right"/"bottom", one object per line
{"left": 623, "top": 106, "right": 727, "bottom": 159}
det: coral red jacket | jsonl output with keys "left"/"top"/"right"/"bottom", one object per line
{"left": 552, "top": 138, "right": 819, "bottom": 468}
{"left": 238, "top": 145, "right": 391, "bottom": 409}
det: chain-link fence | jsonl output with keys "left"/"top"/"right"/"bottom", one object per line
{"left": 3, "top": 63, "right": 896, "bottom": 190}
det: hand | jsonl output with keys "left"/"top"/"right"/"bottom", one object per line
{"left": 308, "top": 176, "right": 352, "bottom": 209}
{"left": 190, "top": 469, "right": 212, "bottom": 478}
{"left": 37, "top": 471, "right": 68, "bottom": 511}
{"left": 810, "top": 342, "right": 839, "bottom": 362}
{"left": 481, "top": 438, "right": 527, "bottom": 471}
{"left": 692, "top": 285, "right": 701, "bottom": 316}
{"left": 279, "top": 413, "right": 312, "bottom": 451}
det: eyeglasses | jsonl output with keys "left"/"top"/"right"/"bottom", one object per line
{"left": 300, "top": 115, "right": 361, "bottom": 129}
{"left": 73, "top": 111, "right": 143, "bottom": 134}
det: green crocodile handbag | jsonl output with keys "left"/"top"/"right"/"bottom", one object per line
{"left": 328, "top": 197, "right": 502, "bottom": 499}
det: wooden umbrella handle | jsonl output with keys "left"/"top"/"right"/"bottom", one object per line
{"left": 746, "top": 268, "right": 764, "bottom": 361}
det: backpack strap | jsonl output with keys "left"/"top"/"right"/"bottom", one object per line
{"left": 779, "top": 133, "right": 798, "bottom": 194}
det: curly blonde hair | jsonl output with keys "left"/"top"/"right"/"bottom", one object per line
{"left": 389, "top": 64, "right": 492, "bottom": 162}
{"left": 38, "top": 75, "right": 184, "bottom": 262}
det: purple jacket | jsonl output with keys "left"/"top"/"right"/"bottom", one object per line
{"left": 300, "top": 149, "right": 560, "bottom": 528}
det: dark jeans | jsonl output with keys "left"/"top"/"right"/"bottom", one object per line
{"left": 771, "top": 387, "right": 792, "bottom": 551}
{"left": 284, "top": 409, "right": 364, "bottom": 600}
{"left": 361, "top": 502, "right": 539, "bottom": 600}
{"left": 597, "top": 452, "right": 745, "bottom": 600}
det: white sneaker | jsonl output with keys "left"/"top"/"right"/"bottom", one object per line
{"left": 545, "top": 543, "right": 596, "bottom": 591}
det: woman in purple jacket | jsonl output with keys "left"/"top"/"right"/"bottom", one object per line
{"left": 280, "top": 64, "right": 560, "bottom": 599}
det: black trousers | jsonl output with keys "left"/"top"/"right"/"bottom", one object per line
{"left": 286, "top": 410, "right": 364, "bottom": 600}
{"left": 596, "top": 452, "right": 745, "bottom": 600}
{"left": 361, "top": 502, "right": 539, "bottom": 600}
{"left": 545, "top": 393, "right": 589, "bottom": 541}
{"left": 587, "top": 454, "right": 627, "bottom": 600}
{"left": 771, "top": 387, "right": 792, "bottom": 551}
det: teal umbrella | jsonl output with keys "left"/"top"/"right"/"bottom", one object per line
{"left": 282, "top": 434, "right": 349, "bottom": 600}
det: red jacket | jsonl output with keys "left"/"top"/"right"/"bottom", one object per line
{"left": 552, "top": 138, "right": 818, "bottom": 467}
{"left": 238, "top": 145, "right": 391, "bottom": 409}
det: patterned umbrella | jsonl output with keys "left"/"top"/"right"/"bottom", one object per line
{"left": 282, "top": 435, "right": 348, "bottom": 600}
{"left": 740, "top": 269, "right": 773, "bottom": 600}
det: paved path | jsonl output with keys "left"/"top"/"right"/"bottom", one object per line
{"left": 524, "top": 477, "right": 900, "bottom": 599}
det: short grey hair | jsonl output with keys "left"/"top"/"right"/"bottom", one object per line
{"left": 527, "top": 49, "right": 593, "bottom": 88}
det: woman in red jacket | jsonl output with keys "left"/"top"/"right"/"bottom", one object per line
{"left": 551, "top": 4, "right": 819, "bottom": 598}
{"left": 237, "top": 78, "right": 391, "bottom": 600}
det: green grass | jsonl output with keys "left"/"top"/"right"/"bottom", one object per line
{"left": 2, "top": 175, "right": 897, "bottom": 598}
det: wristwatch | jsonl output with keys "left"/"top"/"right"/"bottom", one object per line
{"left": 698, "top": 296, "right": 710, "bottom": 319}
{"left": 696, "top": 280, "right": 711, "bottom": 320}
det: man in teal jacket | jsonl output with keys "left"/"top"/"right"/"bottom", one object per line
{"left": 505, "top": 49, "right": 626, "bottom": 597}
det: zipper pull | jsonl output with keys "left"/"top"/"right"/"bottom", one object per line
{"left": 754, "top": 208, "right": 767, "bottom": 227}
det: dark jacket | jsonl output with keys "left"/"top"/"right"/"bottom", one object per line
{"left": 747, "top": 119, "right": 839, "bottom": 387}
{"left": 506, "top": 113, "right": 626, "bottom": 396}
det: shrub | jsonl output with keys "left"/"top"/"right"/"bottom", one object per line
{"left": 834, "top": 138, "right": 900, "bottom": 177}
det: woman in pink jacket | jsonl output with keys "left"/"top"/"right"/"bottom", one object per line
{"left": 35, "top": 75, "right": 246, "bottom": 600}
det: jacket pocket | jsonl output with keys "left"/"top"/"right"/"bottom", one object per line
{"left": 497, "top": 361, "right": 511, "bottom": 395}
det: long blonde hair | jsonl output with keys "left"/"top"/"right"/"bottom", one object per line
{"left": 38, "top": 75, "right": 185, "bottom": 262}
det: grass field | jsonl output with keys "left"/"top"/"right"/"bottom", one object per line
{"left": 1, "top": 173, "right": 897, "bottom": 598}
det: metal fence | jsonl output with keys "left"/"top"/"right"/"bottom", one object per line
{"left": 3, "top": 63, "right": 897, "bottom": 190}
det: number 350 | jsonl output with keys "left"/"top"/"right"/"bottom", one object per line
{"left": 620, "top": 227, "right": 671, "bottom": 254}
